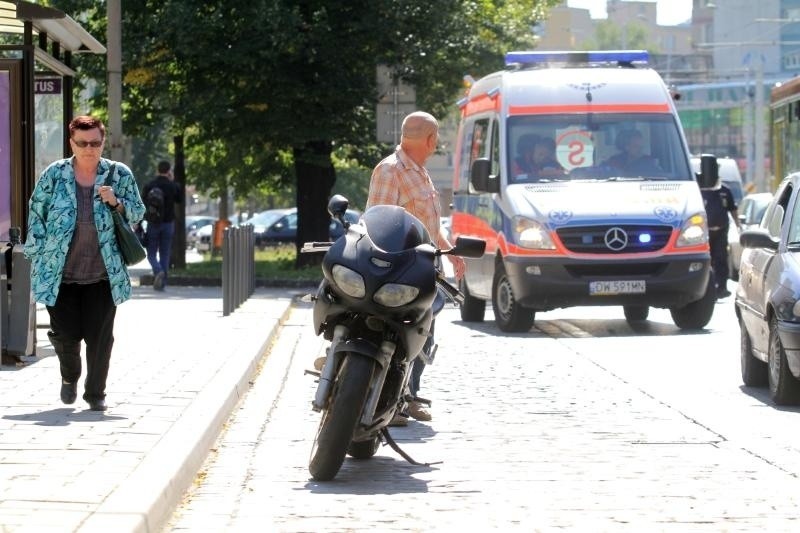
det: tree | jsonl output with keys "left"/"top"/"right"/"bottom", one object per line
{"left": 51, "top": 0, "right": 561, "bottom": 266}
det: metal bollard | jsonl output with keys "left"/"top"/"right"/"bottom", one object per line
{"left": 222, "top": 224, "right": 255, "bottom": 316}
{"left": 0, "top": 241, "right": 10, "bottom": 354}
{"left": 6, "top": 228, "right": 36, "bottom": 357}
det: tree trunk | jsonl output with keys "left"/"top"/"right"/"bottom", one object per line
{"left": 171, "top": 134, "right": 186, "bottom": 269}
{"left": 294, "top": 140, "right": 336, "bottom": 268}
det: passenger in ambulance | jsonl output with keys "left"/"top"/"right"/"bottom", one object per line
{"left": 512, "top": 134, "right": 564, "bottom": 181}
{"left": 603, "top": 128, "right": 661, "bottom": 175}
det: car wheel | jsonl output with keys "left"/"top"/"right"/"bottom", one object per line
{"left": 623, "top": 305, "right": 649, "bottom": 323}
{"left": 459, "top": 278, "right": 485, "bottom": 322}
{"left": 740, "top": 316, "right": 767, "bottom": 387}
{"left": 492, "top": 261, "right": 535, "bottom": 333}
{"left": 669, "top": 274, "right": 715, "bottom": 330}
{"left": 768, "top": 317, "right": 800, "bottom": 405}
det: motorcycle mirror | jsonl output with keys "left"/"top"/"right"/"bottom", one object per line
{"left": 328, "top": 195, "right": 350, "bottom": 219}
{"left": 445, "top": 236, "right": 486, "bottom": 258}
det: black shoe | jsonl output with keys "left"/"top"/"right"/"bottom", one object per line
{"left": 88, "top": 398, "right": 107, "bottom": 412}
{"left": 60, "top": 381, "right": 77, "bottom": 405}
{"left": 717, "top": 289, "right": 732, "bottom": 299}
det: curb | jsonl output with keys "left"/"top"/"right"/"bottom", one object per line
{"left": 77, "top": 296, "right": 296, "bottom": 533}
{"left": 137, "top": 274, "right": 319, "bottom": 289}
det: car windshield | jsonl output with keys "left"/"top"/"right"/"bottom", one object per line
{"left": 507, "top": 113, "right": 691, "bottom": 183}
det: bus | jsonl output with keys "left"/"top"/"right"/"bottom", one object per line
{"left": 771, "top": 76, "right": 800, "bottom": 190}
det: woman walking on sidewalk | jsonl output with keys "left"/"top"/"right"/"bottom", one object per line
{"left": 24, "top": 115, "right": 145, "bottom": 411}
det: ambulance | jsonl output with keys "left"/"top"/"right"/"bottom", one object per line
{"left": 450, "top": 50, "right": 716, "bottom": 332}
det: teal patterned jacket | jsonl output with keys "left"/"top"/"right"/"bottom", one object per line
{"left": 24, "top": 157, "right": 146, "bottom": 306}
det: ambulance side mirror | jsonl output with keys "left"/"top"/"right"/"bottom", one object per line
{"left": 470, "top": 158, "right": 499, "bottom": 193}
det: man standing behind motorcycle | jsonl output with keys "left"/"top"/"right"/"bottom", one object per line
{"left": 366, "top": 111, "right": 466, "bottom": 425}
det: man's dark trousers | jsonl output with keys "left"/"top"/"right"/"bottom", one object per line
{"left": 709, "top": 228, "right": 729, "bottom": 291}
{"left": 146, "top": 221, "right": 175, "bottom": 279}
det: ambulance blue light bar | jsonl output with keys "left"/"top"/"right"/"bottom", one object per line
{"left": 505, "top": 50, "right": 649, "bottom": 66}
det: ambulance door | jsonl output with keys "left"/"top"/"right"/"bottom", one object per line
{"left": 457, "top": 114, "right": 501, "bottom": 298}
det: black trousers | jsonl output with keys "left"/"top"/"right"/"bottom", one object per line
{"left": 46, "top": 280, "right": 116, "bottom": 402}
{"left": 709, "top": 228, "right": 729, "bottom": 291}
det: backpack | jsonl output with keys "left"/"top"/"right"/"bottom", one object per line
{"left": 144, "top": 186, "right": 166, "bottom": 224}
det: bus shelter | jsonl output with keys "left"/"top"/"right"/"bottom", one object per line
{"left": 1, "top": 0, "right": 105, "bottom": 361}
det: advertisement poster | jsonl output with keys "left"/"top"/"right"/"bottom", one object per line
{"left": 35, "top": 77, "right": 63, "bottom": 178}
{"left": 0, "top": 71, "right": 10, "bottom": 241}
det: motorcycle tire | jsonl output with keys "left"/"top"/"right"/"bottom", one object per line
{"left": 309, "top": 352, "right": 375, "bottom": 481}
{"left": 347, "top": 435, "right": 381, "bottom": 460}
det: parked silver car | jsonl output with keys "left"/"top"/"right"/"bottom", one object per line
{"left": 728, "top": 192, "right": 773, "bottom": 281}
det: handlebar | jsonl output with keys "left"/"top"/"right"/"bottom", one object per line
{"left": 301, "top": 241, "right": 333, "bottom": 254}
{"left": 436, "top": 271, "right": 464, "bottom": 306}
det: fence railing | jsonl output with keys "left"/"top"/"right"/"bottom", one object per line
{"left": 222, "top": 224, "right": 255, "bottom": 316}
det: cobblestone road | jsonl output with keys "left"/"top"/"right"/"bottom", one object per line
{"left": 166, "top": 302, "right": 800, "bottom": 532}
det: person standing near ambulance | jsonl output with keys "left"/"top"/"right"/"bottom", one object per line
{"left": 366, "top": 111, "right": 465, "bottom": 425}
{"left": 700, "top": 173, "right": 739, "bottom": 299}
{"left": 142, "top": 161, "right": 182, "bottom": 291}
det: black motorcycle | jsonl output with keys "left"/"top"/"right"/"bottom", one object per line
{"left": 302, "top": 195, "right": 485, "bottom": 481}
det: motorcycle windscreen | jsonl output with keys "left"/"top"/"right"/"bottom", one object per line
{"left": 362, "top": 205, "right": 431, "bottom": 252}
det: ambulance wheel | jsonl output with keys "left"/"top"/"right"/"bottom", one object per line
{"left": 492, "top": 263, "right": 535, "bottom": 333}
{"left": 669, "top": 275, "right": 715, "bottom": 330}
{"left": 460, "top": 278, "right": 485, "bottom": 322}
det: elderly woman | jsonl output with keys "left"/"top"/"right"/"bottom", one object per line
{"left": 24, "top": 115, "right": 145, "bottom": 411}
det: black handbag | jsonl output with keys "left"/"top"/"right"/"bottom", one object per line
{"left": 105, "top": 164, "right": 147, "bottom": 266}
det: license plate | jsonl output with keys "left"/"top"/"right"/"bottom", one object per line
{"left": 589, "top": 280, "right": 646, "bottom": 295}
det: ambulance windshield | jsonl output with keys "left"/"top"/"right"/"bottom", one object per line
{"left": 508, "top": 113, "right": 691, "bottom": 183}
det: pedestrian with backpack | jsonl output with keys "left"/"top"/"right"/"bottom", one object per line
{"left": 142, "top": 161, "right": 183, "bottom": 291}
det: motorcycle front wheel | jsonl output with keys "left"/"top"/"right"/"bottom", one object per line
{"left": 309, "top": 352, "right": 375, "bottom": 481}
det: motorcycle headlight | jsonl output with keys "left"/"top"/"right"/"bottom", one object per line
{"left": 513, "top": 216, "right": 556, "bottom": 250}
{"left": 331, "top": 264, "right": 366, "bottom": 298}
{"left": 374, "top": 283, "right": 419, "bottom": 307}
{"left": 677, "top": 213, "right": 708, "bottom": 247}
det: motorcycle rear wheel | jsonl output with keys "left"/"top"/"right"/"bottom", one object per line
{"left": 309, "top": 352, "right": 375, "bottom": 481}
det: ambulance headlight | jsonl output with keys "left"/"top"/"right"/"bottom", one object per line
{"left": 332, "top": 264, "right": 366, "bottom": 298}
{"left": 514, "top": 217, "right": 556, "bottom": 250}
{"left": 676, "top": 213, "right": 708, "bottom": 247}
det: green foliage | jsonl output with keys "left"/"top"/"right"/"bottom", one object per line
{"left": 50, "top": 0, "right": 561, "bottom": 227}
{"left": 173, "top": 244, "right": 321, "bottom": 281}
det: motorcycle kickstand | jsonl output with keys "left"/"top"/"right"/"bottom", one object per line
{"left": 380, "top": 427, "right": 442, "bottom": 467}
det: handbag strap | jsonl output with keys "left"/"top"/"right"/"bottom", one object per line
{"left": 103, "top": 163, "right": 118, "bottom": 211}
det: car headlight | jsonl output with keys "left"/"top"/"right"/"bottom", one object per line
{"left": 676, "top": 213, "right": 708, "bottom": 247}
{"left": 374, "top": 283, "right": 419, "bottom": 307}
{"left": 331, "top": 265, "right": 366, "bottom": 298}
{"left": 513, "top": 216, "right": 556, "bottom": 250}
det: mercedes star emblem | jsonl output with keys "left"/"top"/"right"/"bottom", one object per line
{"left": 604, "top": 227, "right": 628, "bottom": 251}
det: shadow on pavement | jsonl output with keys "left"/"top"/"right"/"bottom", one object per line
{"left": 453, "top": 317, "right": 711, "bottom": 339}
{"left": 3, "top": 407, "right": 127, "bottom": 426}
{"left": 739, "top": 385, "right": 800, "bottom": 412}
{"left": 304, "top": 455, "right": 435, "bottom": 494}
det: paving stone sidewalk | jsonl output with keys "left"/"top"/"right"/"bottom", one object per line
{"left": 0, "top": 285, "right": 299, "bottom": 533}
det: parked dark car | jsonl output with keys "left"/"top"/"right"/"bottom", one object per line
{"left": 736, "top": 173, "right": 800, "bottom": 405}
{"left": 243, "top": 208, "right": 297, "bottom": 249}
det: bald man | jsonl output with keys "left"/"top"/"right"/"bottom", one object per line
{"left": 366, "top": 111, "right": 465, "bottom": 425}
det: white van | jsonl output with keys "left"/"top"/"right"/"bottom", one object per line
{"left": 450, "top": 51, "right": 716, "bottom": 332}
